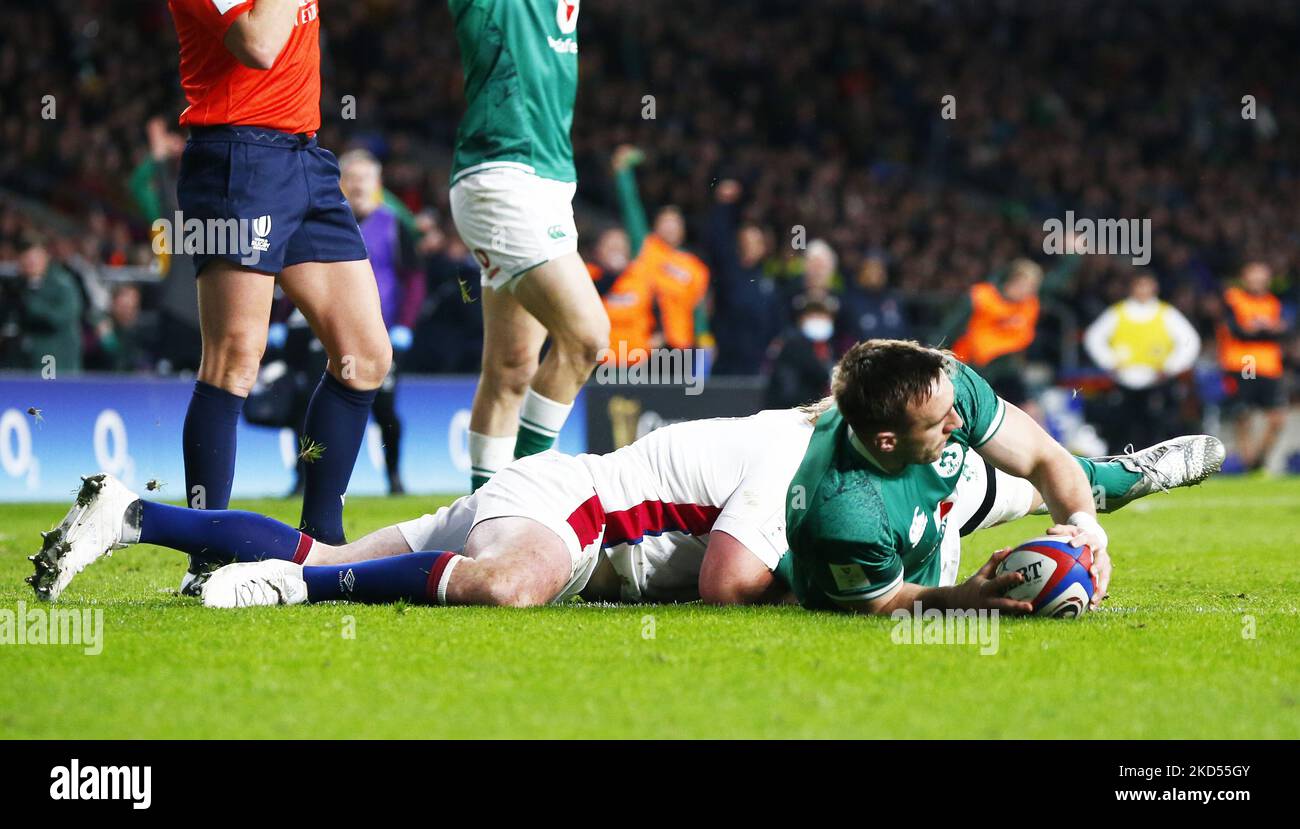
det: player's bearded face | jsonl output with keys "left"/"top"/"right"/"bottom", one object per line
{"left": 901, "top": 375, "right": 962, "bottom": 463}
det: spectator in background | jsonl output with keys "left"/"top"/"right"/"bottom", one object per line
{"left": 93, "top": 283, "right": 151, "bottom": 373}
{"left": 411, "top": 216, "right": 484, "bottom": 374}
{"left": 17, "top": 234, "right": 83, "bottom": 375}
{"left": 587, "top": 226, "right": 654, "bottom": 366}
{"left": 705, "top": 178, "right": 782, "bottom": 376}
{"left": 129, "top": 116, "right": 202, "bottom": 373}
{"left": 611, "top": 145, "right": 711, "bottom": 353}
{"left": 1217, "top": 262, "right": 1289, "bottom": 472}
{"left": 1084, "top": 273, "right": 1202, "bottom": 451}
{"left": 837, "top": 253, "right": 909, "bottom": 354}
{"left": 788, "top": 239, "right": 841, "bottom": 324}
{"left": 764, "top": 299, "right": 836, "bottom": 410}
{"left": 339, "top": 149, "right": 427, "bottom": 495}
{"left": 946, "top": 258, "right": 1042, "bottom": 406}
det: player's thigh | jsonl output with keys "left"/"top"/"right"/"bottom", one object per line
{"left": 194, "top": 262, "right": 277, "bottom": 391}
{"left": 954, "top": 451, "right": 1036, "bottom": 537}
{"left": 480, "top": 281, "right": 547, "bottom": 376}
{"left": 457, "top": 516, "right": 575, "bottom": 605}
{"left": 196, "top": 261, "right": 277, "bottom": 342}
{"left": 512, "top": 251, "right": 609, "bottom": 350}
{"left": 279, "top": 258, "right": 391, "bottom": 385}
{"left": 458, "top": 452, "right": 603, "bottom": 604}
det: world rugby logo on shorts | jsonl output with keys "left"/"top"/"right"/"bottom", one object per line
{"left": 251, "top": 215, "right": 271, "bottom": 252}
{"left": 556, "top": 0, "right": 580, "bottom": 34}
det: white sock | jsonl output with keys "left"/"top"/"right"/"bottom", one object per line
{"left": 435, "top": 554, "right": 465, "bottom": 605}
{"left": 469, "top": 431, "right": 517, "bottom": 480}
{"left": 518, "top": 388, "right": 573, "bottom": 442}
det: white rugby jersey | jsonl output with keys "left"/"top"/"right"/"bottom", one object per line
{"left": 573, "top": 408, "right": 814, "bottom": 601}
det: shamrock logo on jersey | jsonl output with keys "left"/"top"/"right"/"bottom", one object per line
{"left": 932, "top": 444, "right": 963, "bottom": 478}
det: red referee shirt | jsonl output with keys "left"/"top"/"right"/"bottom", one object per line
{"left": 170, "top": 0, "right": 321, "bottom": 135}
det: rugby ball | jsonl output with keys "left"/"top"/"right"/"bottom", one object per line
{"left": 995, "top": 536, "right": 1095, "bottom": 618}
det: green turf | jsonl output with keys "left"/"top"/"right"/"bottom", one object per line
{"left": 1, "top": 477, "right": 1298, "bottom": 739}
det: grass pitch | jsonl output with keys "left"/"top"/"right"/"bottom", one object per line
{"left": 1, "top": 478, "right": 1297, "bottom": 739}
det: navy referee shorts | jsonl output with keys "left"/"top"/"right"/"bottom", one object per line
{"left": 176, "top": 125, "right": 369, "bottom": 276}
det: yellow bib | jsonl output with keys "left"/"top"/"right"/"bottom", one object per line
{"left": 1111, "top": 302, "right": 1175, "bottom": 370}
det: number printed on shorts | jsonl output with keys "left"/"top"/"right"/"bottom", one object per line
{"left": 473, "top": 249, "right": 501, "bottom": 281}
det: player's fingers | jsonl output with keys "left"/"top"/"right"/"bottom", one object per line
{"left": 986, "top": 570, "right": 1025, "bottom": 596}
{"left": 976, "top": 547, "right": 1012, "bottom": 577}
{"left": 987, "top": 596, "right": 1034, "bottom": 615}
{"left": 1090, "top": 552, "right": 1112, "bottom": 608}
{"left": 1045, "top": 523, "right": 1079, "bottom": 536}
{"left": 1067, "top": 532, "right": 1095, "bottom": 548}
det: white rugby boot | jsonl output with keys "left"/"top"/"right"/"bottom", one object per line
{"left": 28, "top": 473, "right": 141, "bottom": 601}
{"left": 1097, "top": 435, "right": 1226, "bottom": 510}
{"left": 201, "top": 560, "right": 308, "bottom": 609}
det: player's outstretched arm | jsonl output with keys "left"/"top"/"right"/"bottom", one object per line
{"left": 224, "top": 0, "right": 299, "bottom": 70}
{"left": 834, "top": 549, "right": 1034, "bottom": 617}
{"left": 977, "top": 401, "right": 1110, "bottom": 602}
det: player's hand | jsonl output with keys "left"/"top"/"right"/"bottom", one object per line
{"left": 1046, "top": 522, "right": 1111, "bottom": 609}
{"left": 389, "top": 325, "right": 413, "bottom": 352}
{"left": 951, "top": 547, "right": 1034, "bottom": 614}
{"left": 146, "top": 116, "right": 183, "bottom": 161}
{"left": 611, "top": 144, "right": 644, "bottom": 173}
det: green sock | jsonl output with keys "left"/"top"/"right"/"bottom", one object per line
{"left": 513, "top": 423, "right": 557, "bottom": 458}
{"left": 514, "top": 388, "right": 572, "bottom": 460}
{"left": 471, "top": 473, "right": 492, "bottom": 492}
{"left": 1074, "top": 456, "right": 1143, "bottom": 511}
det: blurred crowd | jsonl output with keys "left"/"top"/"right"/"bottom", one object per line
{"left": 2, "top": 0, "right": 1298, "bottom": 464}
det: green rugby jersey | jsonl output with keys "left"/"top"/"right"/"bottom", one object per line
{"left": 450, "top": 0, "right": 579, "bottom": 184}
{"left": 783, "top": 359, "right": 1007, "bottom": 610}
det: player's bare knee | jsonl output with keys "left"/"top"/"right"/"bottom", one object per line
{"left": 556, "top": 322, "right": 609, "bottom": 370}
{"left": 330, "top": 339, "right": 392, "bottom": 389}
{"left": 481, "top": 350, "right": 539, "bottom": 398}
{"left": 200, "top": 335, "right": 266, "bottom": 395}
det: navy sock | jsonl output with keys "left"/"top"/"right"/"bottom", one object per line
{"left": 303, "top": 552, "right": 457, "bottom": 604}
{"left": 299, "top": 373, "right": 378, "bottom": 545}
{"left": 138, "top": 501, "right": 312, "bottom": 565}
{"left": 182, "top": 381, "right": 246, "bottom": 510}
